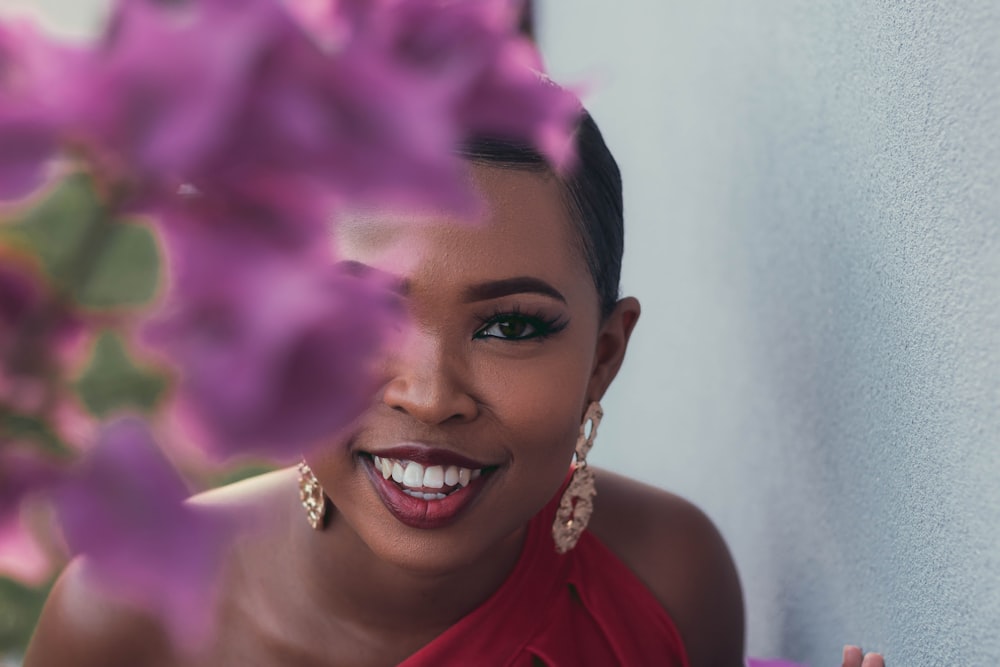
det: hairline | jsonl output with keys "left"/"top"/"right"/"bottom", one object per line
{"left": 461, "top": 155, "right": 616, "bottom": 322}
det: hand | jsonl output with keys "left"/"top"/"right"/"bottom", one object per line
{"left": 843, "top": 645, "right": 884, "bottom": 667}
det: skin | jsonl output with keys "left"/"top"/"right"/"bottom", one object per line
{"left": 23, "top": 165, "right": 883, "bottom": 667}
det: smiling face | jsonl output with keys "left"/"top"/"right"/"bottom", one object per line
{"left": 309, "top": 163, "right": 633, "bottom": 575}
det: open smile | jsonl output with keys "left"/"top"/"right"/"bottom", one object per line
{"left": 359, "top": 447, "right": 499, "bottom": 529}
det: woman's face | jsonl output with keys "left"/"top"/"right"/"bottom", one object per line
{"left": 312, "top": 164, "right": 634, "bottom": 574}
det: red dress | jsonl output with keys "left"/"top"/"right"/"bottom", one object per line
{"left": 400, "top": 482, "right": 691, "bottom": 667}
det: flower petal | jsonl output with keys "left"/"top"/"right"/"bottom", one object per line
{"left": 0, "top": 19, "right": 68, "bottom": 199}
{"left": 0, "top": 446, "right": 63, "bottom": 585}
{"left": 0, "top": 514, "right": 53, "bottom": 585}
{"left": 147, "top": 215, "right": 401, "bottom": 461}
{"left": 51, "top": 417, "right": 231, "bottom": 649}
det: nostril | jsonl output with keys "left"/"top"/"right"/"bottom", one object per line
{"left": 378, "top": 334, "right": 478, "bottom": 425}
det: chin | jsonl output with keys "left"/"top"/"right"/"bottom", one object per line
{"left": 358, "top": 514, "right": 527, "bottom": 578}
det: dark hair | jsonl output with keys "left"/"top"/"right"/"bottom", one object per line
{"left": 461, "top": 111, "right": 624, "bottom": 320}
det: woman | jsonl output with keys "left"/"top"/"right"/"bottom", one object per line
{"left": 24, "top": 113, "right": 883, "bottom": 667}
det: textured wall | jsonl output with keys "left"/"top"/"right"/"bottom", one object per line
{"left": 539, "top": 2, "right": 1000, "bottom": 665}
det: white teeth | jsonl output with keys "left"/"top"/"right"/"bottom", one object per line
{"left": 423, "top": 465, "right": 445, "bottom": 489}
{"left": 402, "top": 461, "right": 424, "bottom": 487}
{"left": 372, "top": 455, "right": 484, "bottom": 490}
{"left": 403, "top": 489, "right": 447, "bottom": 500}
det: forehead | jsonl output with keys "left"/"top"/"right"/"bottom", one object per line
{"left": 334, "top": 165, "right": 592, "bottom": 298}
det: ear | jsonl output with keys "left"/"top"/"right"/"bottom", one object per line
{"left": 587, "top": 297, "right": 641, "bottom": 402}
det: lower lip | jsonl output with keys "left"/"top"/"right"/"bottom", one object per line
{"left": 361, "top": 456, "right": 490, "bottom": 530}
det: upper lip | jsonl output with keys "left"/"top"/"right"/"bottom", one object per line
{"left": 362, "top": 443, "right": 494, "bottom": 470}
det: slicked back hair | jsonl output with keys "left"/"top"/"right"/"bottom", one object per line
{"left": 461, "top": 111, "right": 624, "bottom": 321}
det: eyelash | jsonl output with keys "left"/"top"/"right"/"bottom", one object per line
{"left": 473, "top": 306, "right": 569, "bottom": 342}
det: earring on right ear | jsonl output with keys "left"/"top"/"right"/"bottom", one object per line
{"left": 552, "top": 401, "right": 602, "bottom": 554}
{"left": 298, "top": 460, "right": 328, "bottom": 531}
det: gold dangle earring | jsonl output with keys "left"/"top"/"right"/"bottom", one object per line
{"left": 552, "top": 401, "right": 602, "bottom": 554}
{"left": 298, "top": 460, "right": 328, "bottom": 530}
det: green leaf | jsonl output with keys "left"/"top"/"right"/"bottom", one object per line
{"left": 73, "top": 332, "right": 168, "bottom": 417}
{"left": 3, "top": 173, "right": 162, "bottom": 309}
{"left": 5, "top": 173, "right": 102, "bottom": 277}
{"left": 75, "top": 221, "right": 161, "bottom": 308}
{"left": 0, "top": 413, "right": 71, "bottom": 458}
{"left": 0, "top": 577, "right": 53, "bottom": 656}
{"left": 209, "top": 463, "right": 278, "bottom": 488}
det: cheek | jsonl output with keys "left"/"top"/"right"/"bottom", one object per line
{"left": 471, "top": 339, "right": 594, "bottom": 462}
{"left": 490, "top": 368, "right": 586, "bottom": 529}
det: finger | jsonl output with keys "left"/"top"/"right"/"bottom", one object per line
{"left": 843, "top": 645, "right": 863, "bottom": 667}
{"left": 862, "top": 652, "right": 885, "bottom": 667}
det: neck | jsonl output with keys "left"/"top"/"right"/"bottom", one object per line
{"left": 294, "top": 498, "right": 528, "bottom": 640}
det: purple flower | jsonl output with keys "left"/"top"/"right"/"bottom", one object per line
{"left": 61, "top": 0, "right": 282, "bottom": 188}
{"left": 0, "top": 257, "right": 43, "bottom": 382}
{"left": 0, "top": 19, "right": 70, "bottom": 200}
{"left": 0, "top": 445, "right": 62, "bottom": 584}
{"left": 146, "top": 210, "right": 402, "bottom": 462}
{"left": 369, "top": 0, "right": 581, "bottom": 167}
{"left": 50, "top": 417, "right": 231, "bottom": 650}
{"left": 0, "top": 513, "right": 52, "bottom": 585}
{"left": 0, "top": 446, "right": 60, "bottom": 515}
{"left": 289, "top": 0, "right": 581, "bottom": 196}
{"left": 0, "top": 253, "right": 82, "bottom": 413}
{"left": 55, "top": 0, "right": 578, "bottom": 220}
{"left": 52, "top": 0, "right": 448, "bottom": 217}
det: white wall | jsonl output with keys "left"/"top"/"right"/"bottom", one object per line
{"left": 0, "top": 0, "right": 107, "bottom": 39}
{"left": 539, "top": 2, "right": 1000, "bottom": 665}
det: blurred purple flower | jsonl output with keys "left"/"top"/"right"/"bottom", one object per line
{"left": 0, "top": 254, "right": 83, "bottom": 413}
{"left": 368, "top": 0, "right": 581, "bottom": 167}
{"left": 290, "top": 0, "right": 581, "bottom": 185}
{"left": 0, "top": 514, "right": 52, "bottom": 585}
{"left": 0, "top": 446, "right": 62, "bottom": 584}
{"left": 0, "top": 20, "right": 71, "bottom": 200}
{"left": 0, "top": 445, "right": 61, "bottom": 517}
{"left": 62, "top": 0, "right": 282, "bottom": 190}
{"left": 146, "top": 210, "right": 402, "bottom": 461}
{"left": 51, "top": 417, "right": 230, "bottom": 649}
{"left": 0, "top": 257, "right": 42, "bottom": 369}
{"left": 55, "top": 0, "right": 578, "bottom": 219}
{"left": 55, "top": 0, "right": 444, "bottom": 218}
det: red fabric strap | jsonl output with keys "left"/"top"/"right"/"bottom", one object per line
{"left": 401, "top": 478, "right": 690, "bottom": 667}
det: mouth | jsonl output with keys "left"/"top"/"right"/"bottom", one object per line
{"left": 358, "top": 447, "right": 499, "bottom": 529}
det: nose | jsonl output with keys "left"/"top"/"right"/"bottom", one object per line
{"left": 380, "top": 326, "right": 478, "bottom": 425}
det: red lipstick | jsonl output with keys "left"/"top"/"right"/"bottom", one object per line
{"left": 361, "top": 452, "right": 493, "bottom": 530}
{"left": 364, "top": 444, "right": 492, "bottom": 470}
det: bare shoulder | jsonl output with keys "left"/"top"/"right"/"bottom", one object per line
{"left": 24, "top": 469, "right": 297, "bottom": 667}
{"left": 23, "top": 557, "right": 173, "bottom": 667}
{"left": 588, "top": 468, "right": 745, "bottom": 667}
{"left": 186, "top": 466, "right": 297, "bottom": 512}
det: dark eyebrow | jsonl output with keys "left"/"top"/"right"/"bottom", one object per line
{"left": 336, "top": 260, "right": 410, "bottom": 295}
{"left": 463, "top": 277, "right": 567, "bottom": 304}
{"left": 337, "top": 262, "right": 565, "bottom": 304}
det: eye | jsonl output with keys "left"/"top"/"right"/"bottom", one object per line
{"left": 477, "top": 316, "right": 536, "bottom": 340}
{"left": 473, "top": 310, "right": 568, "bottom": 341}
